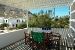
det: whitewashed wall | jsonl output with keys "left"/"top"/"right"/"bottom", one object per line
{"left": 4, "top": 17, "right": 26, "bottom": 28}
{"left": 8, "top": 22, "right": 20, "bottom": 28}
{"left": 0, "top": 17, "right": 4, "bottom": 24}
{"left": 0, "top": 29, "right": 25, "bottom": 49}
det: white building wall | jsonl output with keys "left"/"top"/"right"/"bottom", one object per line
{"left": 17, "top": 18, "right": 26, "bottom": 22}
{"left": 0, "top": 17, "right": 4, "bottom": 24}
{"left": 8, "top": 22, "right": 20, "bottom": 28}
{"left": 4, "top": 18, "right": 18, "bottom": 23}
{"left": 3, "top": 17, "right": 26, "bottom": 28}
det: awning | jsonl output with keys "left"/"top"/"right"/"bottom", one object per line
{"left": 0, "top": 0, "right": 73, "bottom": 10}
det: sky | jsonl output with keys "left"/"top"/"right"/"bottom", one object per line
{"left": 29, "top": 6, "right": 69, "bottom": 17}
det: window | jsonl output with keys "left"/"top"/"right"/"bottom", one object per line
{"left": 22, "top": 20, "right": 23, "bottom": 22}
{"left": 17, "top": 20, "right": 18, "bottom": 22}
{"left": 6, "top": 20, "right": 7, "bottom": 22}
{"left": 16, "top": 24, "right": 18, "bottom": 27}
{"left": 12, "top": 24, "right": 14, "bottom": 27}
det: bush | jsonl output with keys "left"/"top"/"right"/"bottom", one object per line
{"left": 0, "top": 23, "right": 9, "bottom": 30}
{"left": 17, "top": 22, "right": 27, "bottom": 29}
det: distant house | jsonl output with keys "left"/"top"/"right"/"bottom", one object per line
{"left": 0, "top": 17, "right": 26, "bottom": 28}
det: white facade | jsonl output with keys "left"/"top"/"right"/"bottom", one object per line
{"left": 0, "top": 17, "right": 26, "bottom": 28}
{"left": 0, "top": 17, "right": 4, "bottom": 24}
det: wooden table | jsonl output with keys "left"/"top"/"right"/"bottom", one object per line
{"left": 24, "top": 31, "right": 61, "bottom": 50}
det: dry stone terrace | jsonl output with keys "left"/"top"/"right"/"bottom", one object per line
{"left": 0, "top": 28, "right": 75, "bottom": 50}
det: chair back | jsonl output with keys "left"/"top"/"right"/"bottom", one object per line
{"left": 42, "top": 27, "right": 51, "bottom": 33}
{"left": 31, "top": 31, "right": 44, "bottom": 42}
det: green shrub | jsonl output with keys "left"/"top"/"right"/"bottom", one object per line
{"left": 17, "top": 22, "right": 27, "bottom": 29}
{"left": 0, "top": 23, "right": 9, "bottom": 30}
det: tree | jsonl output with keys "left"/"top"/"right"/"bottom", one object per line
{"left": 48, "top": 10, "right": 52, "bottom": 17}
{"left": 28, "top": 10, "right": 69, "bottom": 28}
{"left": 40, "top": 10, "right": 44, "bottom": 15}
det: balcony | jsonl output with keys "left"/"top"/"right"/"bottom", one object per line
{"left": 0, "top": 28, "right": 75, "bottom": 50}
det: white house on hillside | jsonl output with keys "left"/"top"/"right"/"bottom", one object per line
{"left": 0, "top": 17, "right": 26, "bottom": 28}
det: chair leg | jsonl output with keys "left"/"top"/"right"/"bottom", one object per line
{"left": 32, "top": 40, "right": 34, "bottom": 50}
{"left": 43, "top": 41, "right": 46, "bottom": 50}
{"left": 57, "top": 41, "right": 60, "bottom": 50}
{"left": 25, "top": 33, "right": 26, "bottom": 44}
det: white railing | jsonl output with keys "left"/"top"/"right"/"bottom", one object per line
{"left": 0, "top": 29, "right": 25, "bottom": 49}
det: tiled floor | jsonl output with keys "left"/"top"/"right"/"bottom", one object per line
{"left": 0, "top": 39, "right": 75, "bottom": 50}
{"left": 1, "top": 39, "right": 30, "bottom": 50}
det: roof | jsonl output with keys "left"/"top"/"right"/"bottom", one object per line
{"left": 0, "top": 0, "right": 73, "bottom": 10}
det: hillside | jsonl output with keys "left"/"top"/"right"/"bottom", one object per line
{"left": 0, "top": 4, "right": 32, "bottom": 18}
{"left": 0, "top": 4, "right": 5, "bottom": 17}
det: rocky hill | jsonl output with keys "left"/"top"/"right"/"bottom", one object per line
{"left": 0, "top": 4, "right": 5, "bottom": 17}
{"left": 0, "top": 4, "right": 32, "bottom": 18}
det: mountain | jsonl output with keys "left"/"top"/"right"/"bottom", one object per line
{"left": 0, "top": 4, "right": 5, "bottom": 17}
{"left": 0, "top": 4, "right": 32, "bottom": 18}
